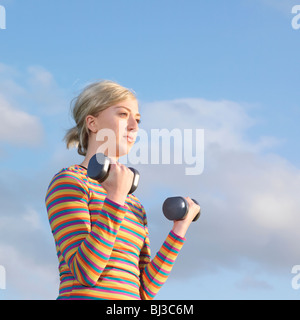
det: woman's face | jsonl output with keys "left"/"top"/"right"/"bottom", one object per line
{"left": 92, "top": 98, "right": 140, "bottom": 158}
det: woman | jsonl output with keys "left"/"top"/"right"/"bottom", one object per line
{"left": 45, "top": 80, "right": 200, "bottom": 300}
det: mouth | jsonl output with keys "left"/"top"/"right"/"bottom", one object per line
{"left": 124, "top": 135, "right": 136, "bottom": 143}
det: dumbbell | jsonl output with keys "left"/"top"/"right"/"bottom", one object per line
{"left": 87, "top": 153, "right": 140, "bottom": 194}
{"left": 162, "top": 196, "right": 201, "bottom": 222}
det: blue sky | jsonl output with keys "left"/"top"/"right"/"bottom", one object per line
{"left": 0, "top": 0, "right": 300, "bottom": 300}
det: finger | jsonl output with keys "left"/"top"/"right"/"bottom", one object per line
{"left": 184, "top": 197, "right": 192, "bottom": 206}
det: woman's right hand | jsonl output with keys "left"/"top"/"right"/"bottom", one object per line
{"left": 101, "top": 162, "right": 134, "bottom": 205}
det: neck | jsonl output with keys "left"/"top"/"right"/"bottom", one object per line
{"left": 80, "top": 134, "right": 122, "bottom": 167}
{"left": 80, "top": 147, "right": 119, "bottom": 168}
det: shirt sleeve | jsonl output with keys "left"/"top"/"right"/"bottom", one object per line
{"left": 138, "top": 204, "right": 186, "bottom": 300}
{"left": 45, "top": 170, "right": 128, "bottom": 287}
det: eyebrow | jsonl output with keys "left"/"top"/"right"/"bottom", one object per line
{"left": 115, "top": 106, "right": 141, "bottom": 118}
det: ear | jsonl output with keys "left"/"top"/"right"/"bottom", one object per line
{"left": 85, "top": 115, "right": 98, "bottom": 133}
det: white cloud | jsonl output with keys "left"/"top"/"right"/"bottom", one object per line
{"left": 0, "top": 65, "right": 298, "bottom": 298}
{"left": 0, "top": 199, "right": 59, "bottom": 299}
{"left": 235, "top": 273, "right": 273, "bottom": 291}
{"left": 0, "top": 93, "right": 43, "bottom": 146}
{"left": 27, "top": 66, "right": 55, "bottom": 88}
{"left": 139, "top": 98, "right": 281, "bottom": 153}
{"left": 135, "top": 98, "right": 300, "bottom": 283}
{"left": 22, "top": 207, "right": 43, "bottom": 230}
{"left": 25, "top": 65, "right": 69, "bottom": 115}
{"left": 0, "top": 62, "right": 72, "bottom": 150}
{"left": 0, "top": 63, "right": 69, "bottom": 118}
{"left": 0, "top": 243, "right": 58, "bottom": 300}
{"left": 252, "top": 0, "right": 299, "bottom": 16}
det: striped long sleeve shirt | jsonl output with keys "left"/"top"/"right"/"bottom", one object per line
{"left": 45, "top": 165, "right": 185, "bottom": 300}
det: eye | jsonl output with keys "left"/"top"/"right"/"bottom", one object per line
{"left": 119, "top": 112, "right": 141, "bottom": 124}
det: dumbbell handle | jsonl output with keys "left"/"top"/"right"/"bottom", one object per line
{"left": 162, "top": 196, "right": 201, "bottom": 222}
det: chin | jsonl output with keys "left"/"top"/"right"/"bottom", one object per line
{"left": 115, "top": 143, "right": 132, "bottom": 158}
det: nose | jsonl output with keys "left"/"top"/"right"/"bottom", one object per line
{"left": 127, "top": 114, "right": 139, "bottom": 132}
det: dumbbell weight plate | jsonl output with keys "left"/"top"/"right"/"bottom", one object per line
{"left": 162, "top": 196, "right": 201, "bottom": 222}
{"left": 128, "top": 167, "right": 140, "bottom": 194}
{"left": 87, "top": 153, "right": 111, "bottom": 182}
{"left": 191, "top": 199, "right": 201, "bottom": 222}
{"left": 87, "top": 153, "right": 140, "bottom": 195}
{"left": 162, "top": 196, "right": 189, "bottom": 221}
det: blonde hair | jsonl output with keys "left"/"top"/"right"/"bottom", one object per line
{"left": 64, "top": 80, "right": 137, "bottom": 156}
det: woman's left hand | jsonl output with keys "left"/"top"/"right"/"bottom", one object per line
{"left": 171, "top": 197, "right": 200, "bottom": 238}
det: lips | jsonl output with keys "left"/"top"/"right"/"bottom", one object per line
{"left": 124, "top": 135, "right": 136, "bottom": 143}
